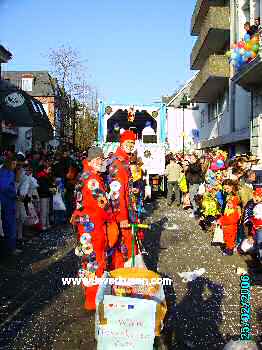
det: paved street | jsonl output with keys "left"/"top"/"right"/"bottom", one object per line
{"left": 0, "top": 198, "right": 261, "bottom": 350}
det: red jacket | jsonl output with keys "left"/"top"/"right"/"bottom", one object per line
{"left": 219, "top": 211, "right": 241, "bottom": 226}
{"left": 72, "top": 161, "right": 112, "bottom": 232}
{"left": 107, "top": 147, "right": 135, "bottom": 223}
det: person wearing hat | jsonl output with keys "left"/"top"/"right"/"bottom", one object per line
{"left": 107, "top": 130, "right": 139, "bottom": 268}
{"left": 71, "top": 147, "right": 114, "bottom": 310}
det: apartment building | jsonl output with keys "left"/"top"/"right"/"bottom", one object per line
{"left": 232, "top": 0, "right": 262, "bottom": 158}
{"left": 164, "top": 76, "right": 204, "bottom": 152}
{"left": 190, "top": 0, "right": 251, "bottom": 157}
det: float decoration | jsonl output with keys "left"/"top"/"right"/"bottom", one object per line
{"left": 144, "top": 150, "right": 152, "bottom": 158}
{"left": 105, "top": 106, "right": 113, "bottom": 115}
{"left": 152, "top": 111, "right": 158, "bottom": 118}
{"left": 127, "top": 107, "right": 136, "bottom": 122}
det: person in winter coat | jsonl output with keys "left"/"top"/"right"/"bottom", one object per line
{"left": 165, "top": 158, "right": 183, "bottom": 206}
{"left": 107, "top": 130, "right": 138, "bottom": 268}
{"left": 0, "top": 157, "right": 18, "bottom": 255}
{"left": 37, "top": 164, "right": 55, "bottom": 231}
{"left": 186, "top": 154, "right": 203, "bottom": 218}
{"left": 15, "top": 153, "right": 30, "bottom": 245}
{"left": 71, "top": 147, "right": 114, "bottom": 310}
{"left": 24, "top": 164, "right": 40, "bottom": 227}
{"left": 245, "top": 188, "right": 262, "bottom": 264}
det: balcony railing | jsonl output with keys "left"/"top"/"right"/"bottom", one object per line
{"left": 191, "top": 6, "right": 230, "bottom": 70}
{"left": 191, "top": 0, "right": 227, "bottom": 35}
{"left": 191, "top": 55, "right": 230, "bottom": 103}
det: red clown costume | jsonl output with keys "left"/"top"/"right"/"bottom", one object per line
{"left": 72, "top": 151, "right": 112, "bottom": 311}
{"left": 107, "top": 130, "right": 139, "bottom": 268}
{"left": 218, "top": 196, "right": 241, "bottom": 251}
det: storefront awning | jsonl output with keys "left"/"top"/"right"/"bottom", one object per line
{"left": 0, "top": 79, "right": 42, "bottom": 126}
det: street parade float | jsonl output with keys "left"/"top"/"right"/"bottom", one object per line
{"left": 97, "top": 101, "right": 168, "bottom": 195}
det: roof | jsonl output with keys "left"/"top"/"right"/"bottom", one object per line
{"left": 3, "top": 71, "right": 55, "bottom": 97}
{"left": 165, "top": 74, "right": 198, "bottom": 107}
{"left": 0, "top": 45, "right": 12, "bottom": 63}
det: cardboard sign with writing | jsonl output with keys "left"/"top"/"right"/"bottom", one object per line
{"left": 96, "top": 295, "right": 156, "bottom": 350}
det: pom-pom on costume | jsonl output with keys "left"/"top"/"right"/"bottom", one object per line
{"left": 107, "top": 131, "right": 139, "bottom": 268}
{"left": 71, "top": 158, "right": 112, "bottom": 310}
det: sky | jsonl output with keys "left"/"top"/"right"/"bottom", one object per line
{"left": 1, "top": 0, "right": 196, "bottom": 105}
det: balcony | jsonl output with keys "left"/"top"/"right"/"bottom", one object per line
{"left": 191, "top": 6, "right": 230, "bottom": 70}
{"left": 190, "top": 55, "right": 230, "bottom": 103}
{"left": 232, "top": 52, "right": 262, "bottom": 93}
{"left": 191, "top": 0, "right": 228, "bottom": 36}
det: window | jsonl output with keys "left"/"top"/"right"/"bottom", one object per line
{"left": 217, "top": 94, "right": 224, "bottom": 115}
{"left": 22, "top": 78, "right": 33, "bottom": 91}
{"left": 208, "top": 91, "right": 227, "bottom": 121}
{"left": 208, "top": 103, "right": 217, "bottom": 121}
{"left": 200, "top": 110, "right": 205, "bottom": 127}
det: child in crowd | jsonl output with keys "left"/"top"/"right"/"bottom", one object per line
{"left": 218, "top": 180, "right": 241, "bottom": 255}
{"left": 199, "top": 186, "right": 221, "bottom": 231}
{"left": 244, "top": 188, "right": 262, "bottom": 264}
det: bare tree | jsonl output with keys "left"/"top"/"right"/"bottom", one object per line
{"left": 49, "top": 46, "right": 87, "bottom": 95}
{"left": 48, "top": 45, "right": 98, "bottom": 147}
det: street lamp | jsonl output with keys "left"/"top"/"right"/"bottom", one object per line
{"left": 179, "top": 94, "right": 190, "bottom": 156}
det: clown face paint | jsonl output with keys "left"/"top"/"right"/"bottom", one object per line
{"left": 89, "top": 157, "right": 104, "bottom": 173}
{"left": 122, "top": 140, "right": 135, "bottom": 154}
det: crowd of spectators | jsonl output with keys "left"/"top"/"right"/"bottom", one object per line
{"left": 165, "top": 150, "right": 262, "bottom": 274}
{"left": 1, "top": 145, "right": 261, "bottom": 277}
{"left": 0, "top": 148, "right": 83, "bottom": 257}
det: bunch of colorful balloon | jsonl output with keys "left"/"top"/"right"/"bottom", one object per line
{"left": 226, "top": 33, "right": 260, "bottom": 70}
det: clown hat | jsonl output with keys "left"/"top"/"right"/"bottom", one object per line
{"left": 120, "top": 130, "right": 137, "bottom": 144}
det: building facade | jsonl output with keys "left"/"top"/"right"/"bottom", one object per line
{"left": 2, "top": 71, "right": 55, "bottom": 151}
{"left": 0, "top": 46, "right": 19, "bottom": 150}
{"left": 164, "top": 76, "right": 204, "bottom": 152}
{"left": 0, "top": 45, "right": 12, "bottom": 78}
{"left": 232, "top": 0, "right": 262, "bottom": 158}
{"left": 190, "top": 0, "right": 252, "bottom": 157}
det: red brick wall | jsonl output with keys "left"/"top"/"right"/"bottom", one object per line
{"left": 34, "top": 96, "right": 55, "bottom": 127}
